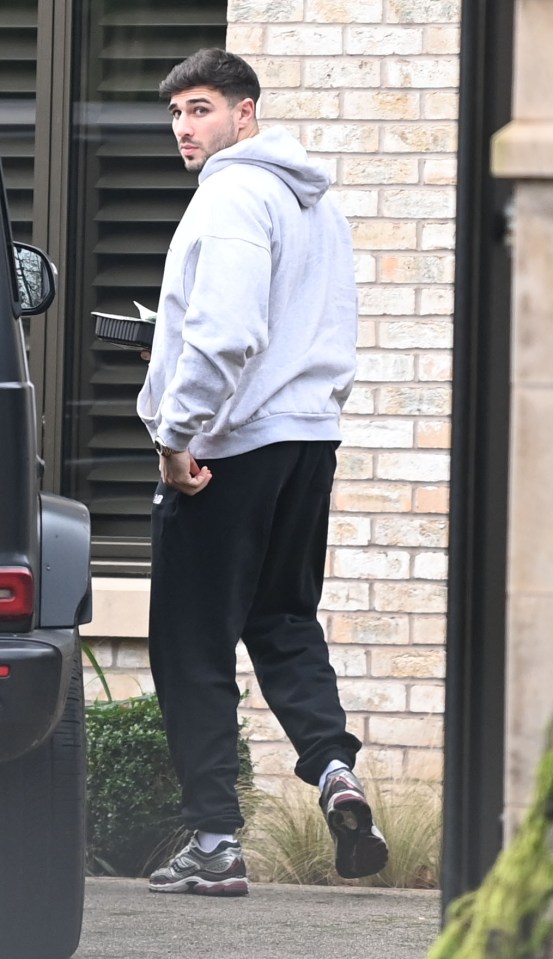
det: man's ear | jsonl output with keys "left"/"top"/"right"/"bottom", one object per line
{"left": 236, "top": 97, "right": 256, "bottom": 128}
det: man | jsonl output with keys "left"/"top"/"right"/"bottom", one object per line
{"left": 137, "top": 48, "right": 388, "bottom": 897}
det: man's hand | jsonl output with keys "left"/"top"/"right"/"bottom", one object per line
{"left": 159, "top": 449, "right": 212, "bottom": 496}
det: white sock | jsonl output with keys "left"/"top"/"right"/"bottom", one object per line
{"left": 196, "top": 830, "right": 235, "bottom": 853}
{"left": 318, "top": 760, "right": 350, "bottom": 793}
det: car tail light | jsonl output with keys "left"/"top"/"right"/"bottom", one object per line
{"left": 0, "top": 665, "right": 10, "bottom": 677}
{"left": 0, "top": 568, "right": 34, "bottom": 621}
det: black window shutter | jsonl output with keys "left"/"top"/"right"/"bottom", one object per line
{"left": 65, "top": 0, "right": 227, "bottom": 573}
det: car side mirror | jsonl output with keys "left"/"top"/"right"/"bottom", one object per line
{"left": 13, "top": 242, "right": 57, "bottom": 315}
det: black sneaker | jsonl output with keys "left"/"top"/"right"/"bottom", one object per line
{"left": 319, "top": 768, "right": 389, "bottom": 879}
{"left": 149, "top": 833, "right": 248, "bottom": 896}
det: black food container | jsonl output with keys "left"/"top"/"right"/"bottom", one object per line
{"left": 93, "top": 313, "right": 155, "bottom": 350}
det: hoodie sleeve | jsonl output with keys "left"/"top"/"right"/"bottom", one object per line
{"left": 156, "top": 227, "right": 272, "bottom": 451}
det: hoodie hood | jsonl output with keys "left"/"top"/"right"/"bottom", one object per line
{"left": 199, "top": 126, "right": 331, "bottom": 208}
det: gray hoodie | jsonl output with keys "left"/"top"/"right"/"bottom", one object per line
{"left": 137, "top": 125, "right": 358, "bottom": 457}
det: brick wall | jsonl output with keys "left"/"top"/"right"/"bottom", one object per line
{"left": 226, "top": 0, "right": 459, "bottom": 793}
{"left": 83, "top": 0, "right": 460, "bottom": 796}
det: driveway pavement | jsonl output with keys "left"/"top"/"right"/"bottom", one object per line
{"left": 74, "top": 879, "right": 440, "bottom": 959}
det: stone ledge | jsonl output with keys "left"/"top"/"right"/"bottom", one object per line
{"left": 79, "top": 577, "right": 150, "bottom": 639}
{"left": 492, "top": 120, "right": 553, "bottom": 179}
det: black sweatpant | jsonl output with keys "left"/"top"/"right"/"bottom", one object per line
{"left": 149, "top": 440, "right": 361, "bottom": 833}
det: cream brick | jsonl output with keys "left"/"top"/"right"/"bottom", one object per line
{"left": 412, "top": 615, "right": 448, "bottom": 645}
{"left": 266, "top": 25, "right": 342, "bottom": 56}
{"left": 327, "top": 515, "right": 372, "bottom": 546}
{"left": 373, "top": 582, "right": 447, "bottom": 614}
{"left": 239, "top": 709, "right": 287, "bottom": 741}
{"left": 343, "top": 156, "right": 419, "bottom": 185}
{"left": 421, "top": 221, "right": 456, "bottom": 250}
{"left": 419, "top": 287, "right": 455, "bottom": 315}
{"left": 305, "top": 0, "right": 383, "bottom": 22}
{"left": 116, "top": 640, "right": 149, "bottom": 669}
{"left": 304, "top": 58, "right": 380, "bottom": 89}
{"left": 418, "top": 352, "right": 453, "bottom": 381}
{"left": 424, "top": 25, "right": 461, "bottom": 55}
{"left": 356, "top": 318, "right": 377, "bottom": 347}
{"left": 228, "top": 0, "right": 303, "bottom": 21}
{"left": 344, "top": 91, "right": 420, "bottom": 121}
{"left": 346, "top": 26, "right": 423, "bottom": 56}
{"left": 332, "top": 482, "right": 412, "bottom": 513}
{"left": 381, "top": 123, "right": 457, "bottom": 153}
{"left": 331, "top": 189, "right": 379, "bottom": 217}
{"left": 340, "top": 417, "right": 413, "bottom": 448}
{"left": 333, "top": 547, "right": 410, "bottom": 580}
{"left": 328, "top": 645, "right": 368, "bottom": 677}
{"left": 423, "top": 157, "right": 458, "bottom": 184}
{"left": 414, "top": 485, "right": 450, "bottom": 514}
{"left": 320, "top": 580, "right": 370, "bottom": 610}
{"left": 384, "top": 58, "right": 459, "bottom": 89}
{"left": 416, "top": 419, "right": 451, "bottom": 449}
{"left": 387, "top": 0, "right": 460, "bottom": 23}
{"left": 377, "top": 451, "right": 450, "bottom": 481}
{"left": 423, "top": 91, "right": 459, "bottom": 120}
{"left": 338, "top": 679, "right": 407, "bottom": 712}
{"left": 371, "top": 648, "right": 446, "bottom": 679}
{"left": 84, "top": 671, "right": 154, "bottom": 704}
{"left": 357, "top": 748, "right": 405, "bottom": 780}
{"left": 405, "top": 747, "right": 444, "bottom": 781}
{"left": 379, "top": 254, "right": 455, "bottom": 285}
{"left": 379, "top": 320, "right": 452, "bottom": 349}
{"left": 351, "top": 219, "right": 417, "bottom": 250}
{"left": 302, "top": 123, "right": 379, "bottom": 153}
{"left": 409, "top": 685, "right": 446, "bottom": 714}
{"left": 356, "top": 351, "right": 415, "bottom": 381}
{"left": 377, "top": 384, "right": 451, "bottom": 416}
{"left": 249, "top": 742, "right": 298, "bottom": 777}
{"left": 372, "top": 516, "right": 448, "bottom": 547}
{"left": 245, "top": 57, "right": 301, "bottom": 88}
{"left": 261, "top": 91, "right": 340, "bottom": 119}
{"left": 413, "top": 551, "right": 449, "bottom": 580}
{"left": 381, "top": 187, "right": 456, "bottom": 218}
{"left": 331, "top": 613, "right": 410, "bottom": 646}
{"left": 353, "top": 253, "right": 377, "bottom": 284}
{"left": 369, "top": 715, "right": 443, "bottom": 748}
{"left": 82, "top": 639, "right": 114, "bottom": 668}
{"left": 344, "top": 385, "right": 376, "bottom": 415}
{"left": 359, "top": 287, "right": 418, "bottom": 319}
{"left": 236, "top": 639, "right": 252, "bottom": 673}
{"left": 335, "top": 448, "right": 374, "bottom": 480}
{"left": 225, "top": 24, "right": 265, "bottom": 53}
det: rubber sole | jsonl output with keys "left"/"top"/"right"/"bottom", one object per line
{"left": 149, "top": 876, "right": 249, "bottom": 897}
{"left": 328, "top": 799, "right": 389, "bottom": 879}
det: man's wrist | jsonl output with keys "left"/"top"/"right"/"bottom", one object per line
{"left": 154, "top": 436, "right": 185, "bottom": 458}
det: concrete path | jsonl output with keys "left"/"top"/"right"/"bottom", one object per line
{"left": 75, "top": 878, "right": 441, "bottom": 959}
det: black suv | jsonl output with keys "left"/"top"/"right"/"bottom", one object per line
{"left": 0, "top": 161, "right": 91, "bottom": 958}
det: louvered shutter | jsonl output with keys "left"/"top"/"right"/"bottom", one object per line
{"left": 0, "top": 2, "right": 37, "bottom": 240}
{"left": 65, "top": 0, "right": 227, "bottom": 570}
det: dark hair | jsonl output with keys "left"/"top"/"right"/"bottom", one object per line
{"left": 159, "top": 48, "right": 260, "bottom": 105}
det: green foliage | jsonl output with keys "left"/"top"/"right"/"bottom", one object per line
{"left": 86, "top": 693, "right": 253, "bottom": 877}
{"left": 428, "top": 722, "right": 553, "bottom": 959}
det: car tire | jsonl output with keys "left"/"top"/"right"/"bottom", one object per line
{"left": 0, "top": 636, "right": 86, "bottom": 959}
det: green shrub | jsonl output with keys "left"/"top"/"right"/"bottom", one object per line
{"left": 86, "top": 693, "right": 253, "bottom": 877}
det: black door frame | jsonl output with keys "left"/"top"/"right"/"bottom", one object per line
{"left": 442, "top": 0, "right": 515, "bottom": 908}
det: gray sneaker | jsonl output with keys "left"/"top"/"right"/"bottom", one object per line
{"left": 149, "top": 833, "right": 248, "bottom": 896}
{"left": 319, "top": 768, "right": 389, "bottom": 879}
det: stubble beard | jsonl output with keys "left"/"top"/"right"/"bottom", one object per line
{"left": 181, "top": 116, "right": 238, "bottom": 173}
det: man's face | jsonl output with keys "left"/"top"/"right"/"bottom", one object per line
{"left": 169, "top": 86, "right": 245, "bottom": 173}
